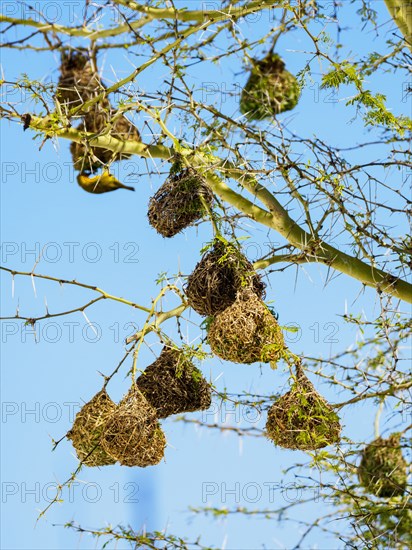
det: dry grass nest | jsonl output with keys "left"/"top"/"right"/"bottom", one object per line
{"left": 100, "top": 385, "right": 166, "bottom": 467}
{"left": 56, "top": 51, "right": 103, "bottom": 109}
{"left": 136, "top": 346, "right": 212, "bottom": 418}
{"left": 67, "top": 389, "right": 117, "bottom": 467}
{"left": 207, "top": 289, "right": 285, "bottom": 364}
{"left": 147, "top": 167, "right": 214, "bottom": 237}
{"left": 70, "top": 107, "right": 141, "bottom": 172}
{"left": 184, "top": 239, "right": 266, "bottom": 316}
{"left": 358, "top": 434, "right": 407, "bottom": 497}
{"left": 266, "top": 367, "right": 341, "bottom": 450}
{"left": 240, "top": 53, "right": 301, "bottom": 120}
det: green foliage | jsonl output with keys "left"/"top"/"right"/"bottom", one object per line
{"left": 321, "top": 62, "right": 363, "bottom": 89}
{"left": 321, "top": 62, "right": 412, "bottom": 133}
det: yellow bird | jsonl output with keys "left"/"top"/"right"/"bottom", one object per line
{"left": 77, "top": 171, "right": 135, "bottom": 194}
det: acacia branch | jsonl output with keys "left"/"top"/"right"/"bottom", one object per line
{"left": 333, "top": 380, "right": 412, "bottom": 409}
{"left": 1, "top": 266, "right": 188, "bottom": 345}
{"left": 0, "top": 266, "right": 152, "bottom": 313}
{"left": 176, "top": 416, "right": 265, "bottom": 438}
{"left": 254, "top": 253, "right": 309, "bottom": 269}
{"left": 61, "top": 522, "right": 212, "bottom": 550}
{"left": 384, "top": 0, "right": 412, "bottom": 49}
{"left": 14, "top": 114, "right": 412, "bottom": 304}
{"left": 0, "top": 0, "right": 279, "bottom": 41}
{"left": 112, "top": 0, "right": 280, "bottom": 22}
{"left": 125, "top": 304, "right": 187, "bottom": 344}
{"left": 0, "top": 14, "right": 151, "bottom": 39}
{"left": 0, "top": 295, "right": 105, "bottom": 323}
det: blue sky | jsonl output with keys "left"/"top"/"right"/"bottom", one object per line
{"left": 1, "top": 2, "right": 409, "bottom": 549}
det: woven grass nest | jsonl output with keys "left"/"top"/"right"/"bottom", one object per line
{"left": 70, "top": 107, "right": 141, "bottom": 172}
{"left": 67, "top": 389, "right": 117, "bottom": 467}
{"left": 100, "top": 385, "right": 166, "bottom": 467}
{"left": 184, "top": 239, "right": 266, "bottom": 316}
{"left": 207, "top": 289, "right": 285, "bottom": 364}
{"left": 266, "top": 366, "right": 341, "bottom": 450}
{"left": 136, "top": 346, "right": 211, "bottom": 418}
{"left": 56, "top": 51, "right": 103, "bottom": 109}
{"left": 147, "top": 167, "right": 214, "bottom": 237}
{"left": 358, "top": 434, "right": 407, "bottom": 497}
{"left": 240, "top": 53, "right": 300, "bottom": 120}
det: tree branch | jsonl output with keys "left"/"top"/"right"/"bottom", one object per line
{"left": 111, "top": 0, "right": 280, "bottom": 23}
{"left": 0, "top": 266, "right": 152, "bottom": 313}
{"left": 14, "top": 114, "right": 412, "bottom": 304}
{"left": 384, "top": 0, "right": 412, "bottom": 50}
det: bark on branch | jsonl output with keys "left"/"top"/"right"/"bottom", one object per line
{"left": 20, "top": 114, "right": 412, "bottom": 305}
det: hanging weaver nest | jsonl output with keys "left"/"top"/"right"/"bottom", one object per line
{"left": 67, "top": 389, "right": 117, "bottom": 467}
{"left": 240, "top": 53, "right": 300, "bottom": 120}
{"left": 265, "top": 366, "right": 341, "bottom": 450}
{"left": 184, "top": 239, "right": 266, "bottom": 316}
{"left": 56, "top": 51, "right": 103, "bottom": 109}
{"left": 207, "top": 289, "right": 285, "bottom": 364}
{"left": 70, "top": 107, "right": 141, "bottom": 173}
{"left": 100, "top": 385, "right": 166, "bottom": 467}
{"left": 358, "top": 434, "right": 407, "bottom": 497}
{"left": 136, "top": 346, "right": 212, "bottom": 418}
{"left": 147, "top": 167, "right": 214, "bottom": 237}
